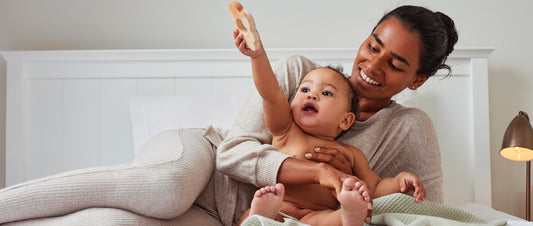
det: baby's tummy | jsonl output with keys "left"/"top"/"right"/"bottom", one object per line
{"left": 283, "top": 184, "right": 338, "bottom": 211}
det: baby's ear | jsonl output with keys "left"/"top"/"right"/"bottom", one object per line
{"left": 339, "top": 112, "right": 356, "bottom": 131}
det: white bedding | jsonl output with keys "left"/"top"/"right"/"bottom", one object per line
{"left": 458, "top": 203, "right": 527, "bottom": 225}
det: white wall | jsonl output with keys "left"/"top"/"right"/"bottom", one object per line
{"left": 0, "top": 0, "right": 532, "bottom": 219}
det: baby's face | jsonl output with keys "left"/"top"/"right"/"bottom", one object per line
{"left": 290, "top": 68, "right": 354, "bottom": 138}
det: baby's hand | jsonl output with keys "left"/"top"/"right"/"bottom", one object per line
{"left": 233, "top": 28, "right": 263, "bottom": 58}
{"left": 396, "top": 172, "right": 426, "bottom": 202}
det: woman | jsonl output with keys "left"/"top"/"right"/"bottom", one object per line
{"left": 0, "top": 5, "right": 457, "bottom": 226}
{"left": 218, "top": 5, "right": 457, "bottom": 224}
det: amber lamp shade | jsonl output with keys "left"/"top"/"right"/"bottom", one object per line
{"left": 500, "top": 111, "right": 533, "bottom": 221}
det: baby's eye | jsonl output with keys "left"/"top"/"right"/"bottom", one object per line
{"left": 301, "top": 87, "right": 310, "bottom": 93}
{"left": 322, "top": 91, "right": 332, "bottom": 96}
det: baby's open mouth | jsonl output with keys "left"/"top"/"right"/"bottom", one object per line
{"left": 303, "top": 102, "right": 318, "bottom": 113}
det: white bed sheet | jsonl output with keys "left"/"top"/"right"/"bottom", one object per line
{"left": 458, "top": 202, "right": 529, "bottom": 225}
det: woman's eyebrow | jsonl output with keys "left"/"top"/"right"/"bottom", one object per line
{"left": 372, "top": 33, "right": 384, "bottom": 46}
{"left": 372, "top": 33, "right": 410, "bottom": 67}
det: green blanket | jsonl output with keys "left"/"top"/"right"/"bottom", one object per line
{"left": 242, "top": 193, "right": 507, "bottom": 226}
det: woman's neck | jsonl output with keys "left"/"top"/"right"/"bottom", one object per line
{"left": 357, "top": 98, "right": 391, "bottom": 121}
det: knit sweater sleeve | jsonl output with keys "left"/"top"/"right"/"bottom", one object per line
{"left": 216, "top": 55, "right": 320, "bottom": 187}
{"left": 339, "top": 103, "right": 443, "bottom": 202}
{"left": 395, "top": 108, "right": 443, "bottom": 202}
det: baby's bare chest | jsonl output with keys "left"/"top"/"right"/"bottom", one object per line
{"left": 273, "top": 130, "right": 353, "bottom": 161}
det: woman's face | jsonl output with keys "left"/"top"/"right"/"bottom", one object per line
{"left": 350, "top": 17, "right": 427, "bottom": 103}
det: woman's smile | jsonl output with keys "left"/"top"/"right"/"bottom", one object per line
{"left": 360, "top": 69, "right": 381, "bottom": 86}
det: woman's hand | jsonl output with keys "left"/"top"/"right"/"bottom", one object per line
{"left": 233, "top": 29, "right": 263, "bottom": 58}
{"left": 305, "top": 146, "right": 353, "bottom": 175}
{"left": 315, "top": 163, "right": 369, "bottom": 196}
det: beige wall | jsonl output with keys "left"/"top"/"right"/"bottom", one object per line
{"left": 1, "top": 0, "right": 532, "bottom": 219}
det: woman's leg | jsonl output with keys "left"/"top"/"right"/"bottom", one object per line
{"left": 0, "top": 128, "right": 216, "bottom": 224}
{"left": 4, "top": 206, "right": 223, "bottom": 226}
{"left": 3, "top": 208, "right": 168, "bottom": 226}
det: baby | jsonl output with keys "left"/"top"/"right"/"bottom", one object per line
{"left": 233, "top": 28, "right": 425, "bottom": 226}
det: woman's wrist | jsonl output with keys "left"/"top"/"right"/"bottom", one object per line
{"left": 314, "top": 162, "right": 335, "bottom": 184}
{"left": 277, "top": 158, "right": 325, "bottom": 185}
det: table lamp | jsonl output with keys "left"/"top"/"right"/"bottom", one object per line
{"left": 500, "top": 111, "right": 533, "bottom": 221}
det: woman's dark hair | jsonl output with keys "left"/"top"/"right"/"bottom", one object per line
{"left": 373, "top": 5, "right": 458, "bottom": 77}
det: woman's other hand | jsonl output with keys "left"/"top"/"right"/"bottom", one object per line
{"left": 233, "top": 28, "right": 263, "bottom": 58}
{"left": 305, "top": 146, "right": 352, "bottom": 175}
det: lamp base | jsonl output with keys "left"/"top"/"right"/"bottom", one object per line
{"left": 526, "top": 161, "right": 531, "bottom": 221}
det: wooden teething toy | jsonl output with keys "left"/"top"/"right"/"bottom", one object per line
{"left": 228, "top": 1, "right": 261, "bottom": 50}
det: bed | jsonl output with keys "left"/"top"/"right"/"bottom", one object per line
{"left": 1, "top": 48, "right": 526, "bottom": 224}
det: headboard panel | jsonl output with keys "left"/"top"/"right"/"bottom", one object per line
{"left": 1, "top": 48, "right": 493, "bottom": 206}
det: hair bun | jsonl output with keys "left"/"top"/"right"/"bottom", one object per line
{"left": 436, "top": 12, "right": 458, "bottom": 56}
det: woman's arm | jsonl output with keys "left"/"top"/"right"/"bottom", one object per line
{"left": 388, "top": 109, "right": 441, "bottom": 202}
{"left": 276, "top": 158, "right": 357, "bottom": 194}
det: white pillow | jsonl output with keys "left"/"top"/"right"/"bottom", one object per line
{"left": 129, "top": 95, "right": 248, "bottom": 154}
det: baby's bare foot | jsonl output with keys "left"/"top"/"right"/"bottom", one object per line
{"left": 338, "top": 178, "right": 372, "bottom": 226}
{"left": 249, "top": 183, "right": 285, "bottom": 219}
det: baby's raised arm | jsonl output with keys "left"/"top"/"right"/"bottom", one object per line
{"left": 233, "top": 28, "right": 293, "bottom": 136}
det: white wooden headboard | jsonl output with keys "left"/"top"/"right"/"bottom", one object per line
{"left": 1, "top": 48, "right": 493, "bottom": 207}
